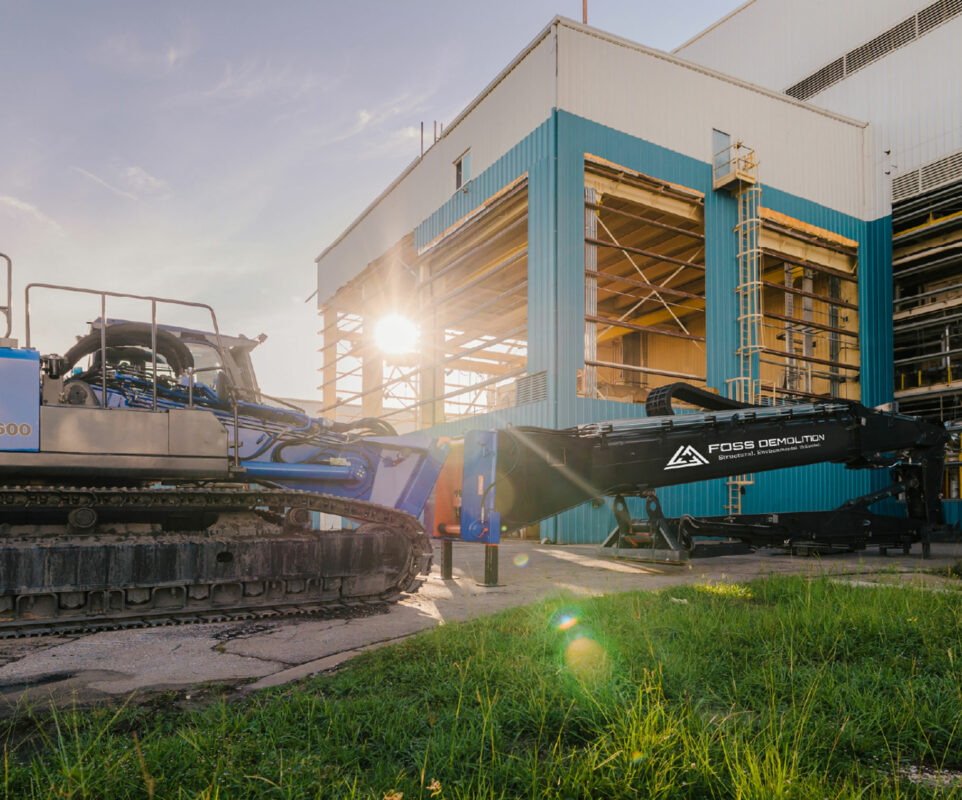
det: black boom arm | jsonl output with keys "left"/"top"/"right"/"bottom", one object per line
{"left": 490, "top": 399, "right": 947, "bottom": 533}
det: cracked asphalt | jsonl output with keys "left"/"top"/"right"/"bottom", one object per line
{"left": 0, "top": 539, "right": 959, "bottom": 709}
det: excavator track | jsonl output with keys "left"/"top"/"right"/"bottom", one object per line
{"left": 0, "top": 486, "right": 434, "bottom": 639}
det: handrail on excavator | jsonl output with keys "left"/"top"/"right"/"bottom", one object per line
{"left": 0, "top": 254, "right": 11, "bottom": 340}
{"left": 23, "top": 282, "right": 241, "bottom": 466}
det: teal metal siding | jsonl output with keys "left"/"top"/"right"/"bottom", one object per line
{"left": 705, "top": 188, "right": 740, "bottom": 390}
{"left": 945, "top": 502, "right": 962, "bottom": 529}
{"left": 409, "top": 109, "right": 895, "bottom": 545}
{"left": 550, "top": 112, "right": 888, "bottom": 543}
{"left": 415, "top": 118, "right": 554, "bottom": 248}
{"left": 411, "top": 115, "right": 563, "bottom": 542}
{"left": 863, "top": 215, "right": 895, "bottom": 406}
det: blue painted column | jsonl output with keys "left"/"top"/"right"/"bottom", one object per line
{"left": 525, "top": 113, "right": 561, "bottom": 544}
{"left": 860, "top": 215, "right": 894, "bottom": 407}
{"left": 553, "top": 110, "right": 591, "bottom": 432}
{"left": 704, "top": 187, "right": 740, "bottom": 395}
{"left": 524, "top": 113, "right": 559, "bottom": 421}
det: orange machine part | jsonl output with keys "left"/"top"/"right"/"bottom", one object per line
{"left": 426, "top": 438, "right": 464, "bottom": 539}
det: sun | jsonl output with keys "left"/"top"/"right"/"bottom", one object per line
{"left": 373, "top": 314, "right": 418, "bottom": 354}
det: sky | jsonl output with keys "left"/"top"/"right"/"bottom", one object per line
{"left": 0, "top": 0, "right": 743, "bottom": 399}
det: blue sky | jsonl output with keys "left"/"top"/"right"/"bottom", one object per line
{"left": 0, "top": 0, "right": 741, "bottom": 398}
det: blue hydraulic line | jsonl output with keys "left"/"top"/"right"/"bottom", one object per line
{"left": 243, "top": 461, "right": 359, "bottom": 482}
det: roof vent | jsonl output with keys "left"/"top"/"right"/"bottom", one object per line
{"left": 785, "top": 58, "right": 844, "bottom": 101}
{"left": 515, "top": 371, "right": 547, "bottom": 405}
{"left": 844, "top": 17, "right": 916, "bottom": 73}
{"left": 919, "top": 0, "right": 962, "bottom": 33}
{"left": 892, "top": 169, "right": 921, "bottom": 203}
{"left": 920, "top": 150, "right": 962, "bottom": 192}
{"left": 786, "top": 0, "right": 962, "bottom": 101}
{"left": 892, "top": 147, "right": 962, "bottom": 203}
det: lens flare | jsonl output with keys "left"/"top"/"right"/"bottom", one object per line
{"left": 513, "top": 553, "right": 529, "bottom": 567}
{"left": 564, "top": 636, "right": 608, "bottom": 679}
{"left": 557, "top": 614, "right": 578, "bottom": 631}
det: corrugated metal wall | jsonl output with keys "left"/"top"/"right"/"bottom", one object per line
{"left": 548, "top": 110, "right": 887, "bottom": 543}
{"left": 674, "top": 0, "right": 925, "bottom": 92}
{"left": 409, "top": 108, "right": 895, "bottom": 544}
{"left": 674, "top": 1, "right": 962, "bottom": 218}
{"left": 807, "top": 20, "right": 962, "bottom": 216}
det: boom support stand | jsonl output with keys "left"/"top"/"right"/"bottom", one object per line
{"left": 482, "top": 544, "right": 500, "bottom": 587}
{"left": 599, "top": 493, "right": 691, "bottom": 564}
{"left": 440, "top": 540, "right": 454, "bottom": 580}
{"left": 601, "top": 462, "right": 948, "bottom": 560}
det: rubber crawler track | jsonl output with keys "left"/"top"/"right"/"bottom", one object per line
{"left": 0, "top": 595, "right": 403, "bottom": 640}
{"left": 0, "top": 486, "right": 434, "bottom": 639}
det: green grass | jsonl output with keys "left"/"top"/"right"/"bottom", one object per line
{"left": 932, "top": 559, "right": 962, "bottom": 581}
{"left": 2, "top": 575, "right": 962, "bottom": 799}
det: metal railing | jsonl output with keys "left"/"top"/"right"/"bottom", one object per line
{"left": 1, "top": 254, "right": 11, "bottom": 339}
{"left": 24, "top": 283, "right": 242, "bottom": 467}
{"left": 712, "top": 142, "right": 759, "bottom": 189}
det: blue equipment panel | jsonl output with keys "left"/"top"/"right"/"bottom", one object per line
{"left": 0, "top": 348, "right": 40, "bottom": 452}
{"left": 458, "top": 429, "right": 501, "bottom": 544}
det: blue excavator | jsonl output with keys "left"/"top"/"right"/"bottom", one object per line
{"left": 0, "top": 255, "right": 950, "bottom": 636}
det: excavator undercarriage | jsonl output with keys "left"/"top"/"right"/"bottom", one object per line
{"left": 0, "top": 486, "right": 432, "bottom": 637}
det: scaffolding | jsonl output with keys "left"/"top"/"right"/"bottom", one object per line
{"left": 891, "top": 170, "right": 962, "bottom": 499}
{"left": 581, "top": 157, "right": 708, "bottom": 403}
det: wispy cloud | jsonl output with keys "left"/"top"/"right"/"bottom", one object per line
{"left": 304, "top": 87, "right": 440, "bottom": 155}
{"left": 356, "top": 109, "right": 373, "bottom": 131}
{"left": 165, "top": 43, "right": 189, "bottom": 68}
{"left": 124, "top": 166, "right": 169, "bottom": 196}
{"left": 200, "top": 59, "right": 338, "bottom": 107}
{"left": 74, "top": 167, "right": 138, "bottom": 200}
{"left": 0, "top": 195, "right": 64, "bottom": 234}
{"left": 92, "top": 32, "right": 194, "bottom": 72}
{"left": 73, "top": 165, "right": 170, "bottom": 200}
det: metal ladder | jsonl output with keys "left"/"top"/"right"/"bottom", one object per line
{"left": 716, "top": 145, "right": 762, "bottom": 515}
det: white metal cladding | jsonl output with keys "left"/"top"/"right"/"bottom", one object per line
{"left": 315, "top": 29, "right": 555, "bottom": 301}
{"left": 555, "top": 24, "right": 870, "bottom": 220}
{"left": 802, "top": 20, "right": 962, "bottom": 213}
{"left": 786, "top": 0, "right": 962, "bottom": 101}
{"left": 673, "top": 1, "right": 962, "bottom": 218}
{"left": 674, "top": 0, "right": 926, "bottom": 92}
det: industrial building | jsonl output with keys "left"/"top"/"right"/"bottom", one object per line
{"left": 675, "top": 0, "right": 962, "bottom": 513}
{"left": 315, "top": 9, "right": 962, "bottom": 543}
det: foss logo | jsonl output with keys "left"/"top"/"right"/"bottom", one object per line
{"left": 665, "top": 444, "right": 709, "bottom": 470}
{"left": 0, "top": 423, "right": 33, "bottom": 437}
